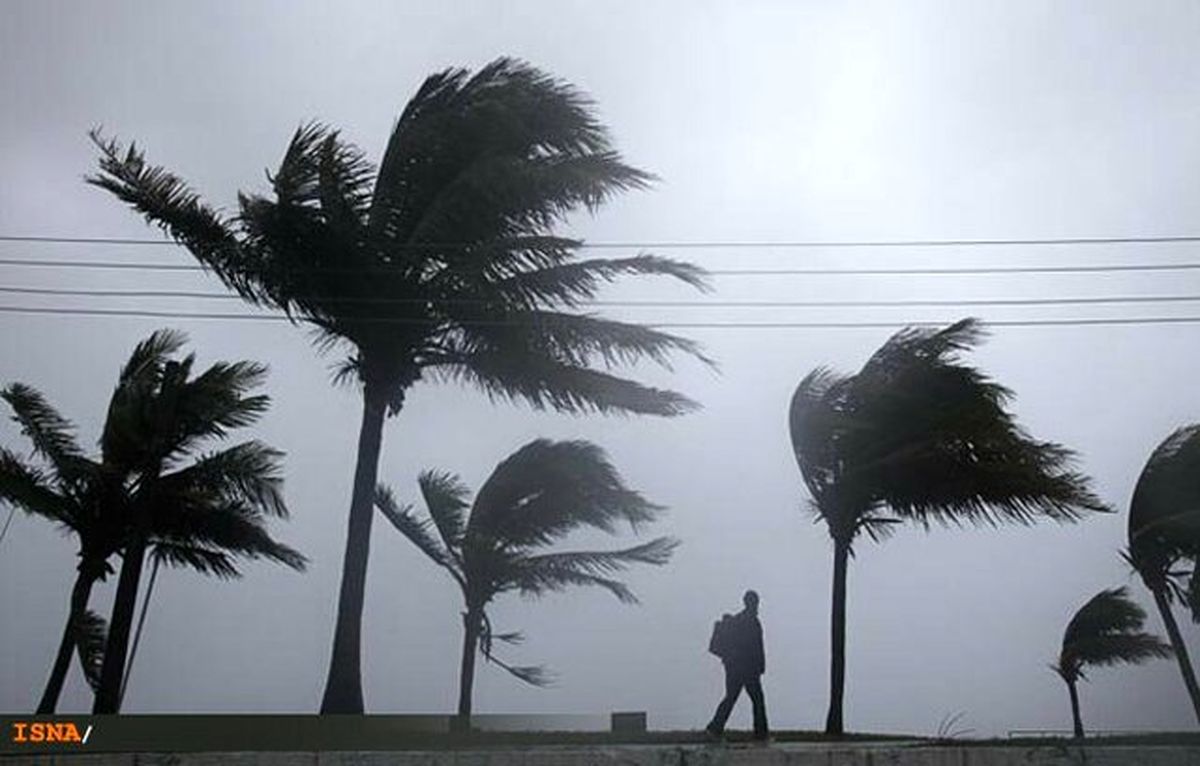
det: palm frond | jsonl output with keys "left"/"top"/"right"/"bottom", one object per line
{"left": 87, "top": 132, "right": 269, "bottom": 305}
{"left": 73, "top": 609, "right": 108, "bottom": 692}
{"left": 468, "top": 439, "right": 663, "bottom": 548}
{"left": 116, "top": 329, "right": 188, "bottom": 386}
{"left": 507, "top": 558, "right": 639, "bottom": 604}
{"left": 1057, "top": 587, "right": 1172, "bottom": 681}
{"left": 514, "top": 537, "right": 679, "bottom": 578}
{"left": 159, "top": 441, "right": 287, "bottom": 518}
{"left": 418, "top": 469, "right": 471, "bottom": 553}
{"left": 102, "top": 335, "right": 273, "bottom": 471}
{"left": 152, "top": 501, "right": 307, "bottom": 572}
{"left": 451, "top": 311, "right": 716, "bottom": 372}
{"left": 490, "top": 255, "right": 711, "bottom": 309}
{"left": 370, "top": 57, "right": 641, "bottom": 248}
{"left": 375, "top": 484, "right": 456, "bottom": 572}
{"left": 150, "top": 541, "right": 240, "bottom": 579}
{"left": 430, "top": 351, "right": 699, "bottom": 416}
{"left": 488, "top": 657, "right": 554, "bottom": 688}
{"left": 0, "top": 448, "right": 77, "bottom": 528}
{"left": 172, "top": 360, "right": 272, "bottom": 441}
{"left": 791, "top": 319, "right": 1109, "bottom": 543}
{"left": 1129, "top": 425, "right": 1200, "bottom": 566}
{"left": 0, "top": 383, "right": 88, "bottom": 481}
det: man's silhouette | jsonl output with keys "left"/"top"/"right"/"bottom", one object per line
{"left": 706, "top": 590, "right": 769, "bottom": 741}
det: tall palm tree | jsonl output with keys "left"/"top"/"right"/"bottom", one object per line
{"left": 1, "top": 332, "right": 308, "bottom": 713}
{"left": 376, "top": 439, "right": 677, "bottom": 729}
{"left": 789, "top": 318, "right": 1110, "bottom": 735}
{"left": 88, "top": 57, "right": 711, "bottom": 713}
{"left": 1126, "top": 424, "right": 1200, "bottom": 722}
{"left": 1053, "top": 587, "right": 1171, "bottom": 738}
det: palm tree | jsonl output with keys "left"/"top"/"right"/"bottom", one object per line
{"left": 87, "top": 329, "right": 308, "bottom": 713}
{"left": 1126, "top": 424, "right": 1200, "bottom": 722}
{"left": 788, "top": 318, "right": 1110, "bottom": 735}
{"left": 0, "top": 384, "right": 114, "bottom": 712}
{"left": 1, "top": 332, "right": 308, "bottom": 713}
{"left": 1053, "top": 587, "right": 1171, "bottom": 737}
{"left": 376, "top": 439, "right": 678, "bottom": 729}
{"left": 88, "top": 58, "right": 712, "bottom": 713}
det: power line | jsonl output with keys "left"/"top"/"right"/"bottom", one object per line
{"left": 4, "top": 257, "right": 1200, "bottom": 277}
{"left": 6, "top": 233, "right": 1200, "bottom": 249}
{"left": 2, "top": 304, "right": 1200, "bottom": 328}
{"left": 6, "top": 284, "right": 1200, "bottom": 308}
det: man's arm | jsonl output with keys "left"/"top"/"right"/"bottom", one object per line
{"left": 753, "top": 619, "right": 765, "bottom": 675}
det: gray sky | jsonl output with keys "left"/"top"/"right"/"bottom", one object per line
{"left": 2, "top": 0, "right": 1199, "bottom": 736}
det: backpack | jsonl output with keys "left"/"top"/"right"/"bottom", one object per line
{"left": 708, "top": 613, "right": 735, "bottom": 658}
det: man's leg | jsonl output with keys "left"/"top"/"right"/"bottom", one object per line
{"left": 705, "top": 666, "right": 743, "bottom": 735}
{"left": 745, "top": 677, "right": 769, "bottom": 739}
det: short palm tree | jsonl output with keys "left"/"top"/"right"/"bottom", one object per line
{"left": 1053, "top": 587, "right": 1171, "bottom": 738}
{"left": 376, "top": 439, "right": 678, "bottom": 729}
{"left": 0, "top": 385, "right": 114, "bottom": 712}
{"left": 88, "top": 57, "right": 712, "bottom": 713}
{"left": 88, "top": 330, "right": 307, "bottom": 713}
{"left": 1, "top": 331, "right": 308, "bottom": 714}
{"left": 1126, "top": 424, "right": 1200, "bottom": 722}
{"left": 789, "top": 318, "right": 1110, "bottom": 735}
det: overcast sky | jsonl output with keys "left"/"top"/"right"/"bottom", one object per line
{"left": 2, "top": 0, "right": 1199, "bottom": 737}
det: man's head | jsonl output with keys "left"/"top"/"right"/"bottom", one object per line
{"left": 743, "top": 589, "right": 759, "bottom": 614}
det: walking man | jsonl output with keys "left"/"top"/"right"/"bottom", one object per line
{"left": 705, "top": 589, "right": 769, "bottom": 741}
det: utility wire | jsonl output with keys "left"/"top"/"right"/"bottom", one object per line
{"left": 3, "top": 304, "right": 1200, "bottom": 328}
{"left": 4, "top": 257, "right": 1200, "bottom": 276}
{"left": 5, "top": 284, "right": 1200, "bottom": 308}
{"left": 5, "top": 234, "right": 1200, "bottom": 248}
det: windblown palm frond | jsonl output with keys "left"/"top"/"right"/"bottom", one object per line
{"left": 1129, "top": 425, "right": 1200, "bottom": 569}
{"left": 149, "top": 541, "right": 239, "bottom": 580}
{"left": 89, "top": 58, "right": 711, "bottom": 419}
{"left": 506, "top": 537, "right": 680, "bottom": 603}
{"left": 791, "top": 318, "right": 1109, "bottom": 546}
{"left": 468, "top": 439, "right": 661, "bottom": 548}
{"left": 158, "top": 441, "right": 288, "bottom": 518}
{"left": 0, "top": 447, "right": 78, "bottom": 529}
{"left": 152, "top": 501, "right": 307, "bottom": 573}
{"left": 1055, "top": 587, "right": 1171, "bottom": 683}
{"left": 88, "top": 135, "right": 267, "bottom": 305}
{"left": 1, "top": 384, "right": 90, "bottom": 483}
{"left": 418, "top": 470, "right": 471, "bottom": 554}
{"left": 376, "top": 484, "right": 456, "bottom": 573}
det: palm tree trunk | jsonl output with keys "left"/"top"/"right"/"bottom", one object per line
{"left": 120, "top": 555, "right": 161, "bottom": 708}
{"left": 36, "top": 570, "right": 96, "bottom": 714}
{"left": 824, "top": 540, "right": 850, "bottom": 736}
{"left": 1151, "top": 586, "right": 1200, "bottom": 723}
{"left": 454, "top": 609, "right": 483, "bottom": 731}
{"left": 93, "top": 536, "right": 147, "bottom": 713}
{"left": 320, "top": 380, "right": 389, "bottom": 714}
{"left": 1066, "top": 678, "right": 1084, "bottom": 738}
